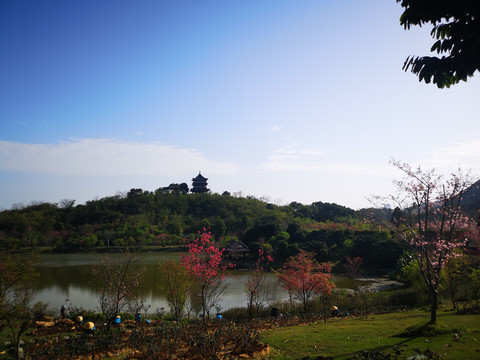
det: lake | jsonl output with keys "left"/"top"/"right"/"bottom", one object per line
{"left": 32, "top": 253, "right": 354, "bottom": 315}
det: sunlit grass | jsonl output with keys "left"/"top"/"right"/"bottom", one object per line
{"left": 262, "top": 309, "right": 480, "bottom": 359}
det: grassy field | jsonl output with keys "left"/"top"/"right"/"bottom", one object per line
{"left": 0, "top": 308, "right": 478, "bottom": 359}
{"left": 262, "top": 309, "right": 480, "bottom": 359}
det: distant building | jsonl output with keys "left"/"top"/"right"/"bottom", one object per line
{"left": 191, "top": 172, "right": 209, "bottom": 193}
{"left": 224, "top": 240, "right": 251, "bottom": 260}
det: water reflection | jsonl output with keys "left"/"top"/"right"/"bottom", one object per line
{"left": 32, "top": 253, "right": 353, "bottom": 314}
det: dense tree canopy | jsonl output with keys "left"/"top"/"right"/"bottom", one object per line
{"left": 1, "top": 182, "right": 477, "bottom": 271}
{"left": 398, "top": 0, "right": 480, "bottom": 87}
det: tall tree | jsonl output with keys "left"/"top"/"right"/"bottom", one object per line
{"left": 277, "top": 250, "right": 335, "bottom": 315}
{"left": 181, "top": 230, "right": 232, "bottom": 323}
{"left": 384, "top": 159, "right": 479, "bottom": 323}
{"left": 92, "top": 251, "right": 145, "bottom": 329}
{"left": 397, "top": 0, "right": 480, "bottom": 87}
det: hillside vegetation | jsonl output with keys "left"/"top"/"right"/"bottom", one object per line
{"left": 0, "top": 189, "right": 400, "bottom": 269}
{"left": 1, "top": 181, "right": 478, "bottom": 270}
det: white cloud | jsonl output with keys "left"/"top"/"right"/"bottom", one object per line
{"left": 260, "top": 144, "right": 389, "bottom": 175}
{"left": 422, "top": 134, "right": 480, "bottom": 175}
{"left": 261, "top": 159, "right": 389, "bottom": 175}
{"left": 0, "top": 138, "right": 241, "bottom": 176}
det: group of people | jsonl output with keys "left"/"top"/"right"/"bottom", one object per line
{"left": 70, "top": 313, "right": 150, "bottom": 336}
{"left": 62, "top": 302, "right": 344, "bottom": 332}
{"left": 60, "top": 300, "right": 96, "bottom": 335}
{"left": 74, "top": 316, "right": 95, "bottom": 334}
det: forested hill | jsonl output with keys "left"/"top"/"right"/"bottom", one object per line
{"left": 461, "top": 179, "right": 480, "bottom": 217}
{"left": 0, "top": 189, "right": 402, "bottom": 270}
{"left": 1, "top": 184, "right": 478, "bottom": 270}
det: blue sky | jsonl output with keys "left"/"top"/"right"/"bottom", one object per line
{"left": 1, "top": 0, "right": 479, "bottom": 210}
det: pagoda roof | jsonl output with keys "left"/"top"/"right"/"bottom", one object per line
{"left": 192, "top": 172, "right": 208, "bottom": 181}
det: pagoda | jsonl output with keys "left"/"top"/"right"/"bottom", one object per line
{"left": 191, "top": 172, "right": 209, "bottom": 193}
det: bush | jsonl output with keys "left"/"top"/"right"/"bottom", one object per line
{"left": 222, "top": 306, "right": 250, "bottom": 321}
{"left": 387, "top": 288, "right": 427, "bottom": 307}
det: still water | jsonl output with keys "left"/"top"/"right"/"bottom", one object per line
{"left": 32, "top": 253, "right": 353, "bottom": 314}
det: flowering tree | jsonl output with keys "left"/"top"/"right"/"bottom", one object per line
{"left": 383, "top": 160, "right": 479, "bottom": 323}
{"left": 158, "top": 259, "right": 192, "bottom": 320}
{"left": 181, "top": 230, "right": 232, "bottom": 322}
{"left": 92, "top": 251, "right": 145, "bottom": 329}
{"left": 277, "top": 250, "right": 335, "bottom": 315}
{"left": 245, "top": 249, "right": 273, "bottom": 318}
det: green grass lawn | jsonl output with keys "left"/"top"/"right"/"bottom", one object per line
{"left": 1, "top": 308, "right": 478, "bottom": 359}
{"left": 262, "top": 309, "right": 480, "bottom": 359}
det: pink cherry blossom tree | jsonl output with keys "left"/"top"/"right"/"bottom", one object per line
{"left": 277, "top": 250, "right": 335, "bottom": 315}
{"left": 181, "top": 229, "right": 232, "bottom": 323}
{"left": 382, "top": 159, "right": 479, "bottom": 323}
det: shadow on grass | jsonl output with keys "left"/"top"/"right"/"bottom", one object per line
{"left": 336, "top": 339, "right": 443, "bottom": 360}
{"left": 394, "top": 321, "right": 460, "bottom": 338}
{"left": 332, "top": 322, "right": 454, "bottom": 359}
{"left": 336, "top": 340, "right": 411, "bottom": 360}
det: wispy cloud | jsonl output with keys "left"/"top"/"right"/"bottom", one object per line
{"left": 0, "top": 139, "right": 241, "bottom": 176}
{"left": 422, "top": 135, "right": 480, "bottom": 175}
{"left": 263, "top": 144, "right": 322, "bottom": 164}
{"left": 261, "top": 144, "right": 388, "bottom": 175}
